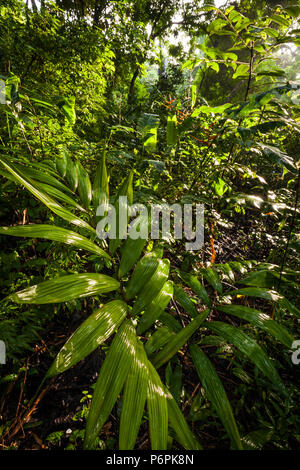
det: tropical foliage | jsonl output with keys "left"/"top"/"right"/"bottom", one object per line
{"left": 0, "top": 0, "right": 299, "bottom": 451}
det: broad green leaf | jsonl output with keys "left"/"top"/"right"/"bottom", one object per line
{"left": 181, "top": 273, "right": 211, "bottom": 307}
{"left": 118, "top": 213, "right": 149, "bottom": 279}
{"left": 118, "top": 237, "right": 147, "bottom": 279}
{"left": 159, "top": 312, "right": 182, "bottom": 333}
{"left": 0, "top": 224, "right": 110, "bottom": 259}
{"left": 167, "top": 114, "right": 177, "bottom": 146}
{"left": 233, "top": 64, "right": 249, "bottom": 79}
{"left": 147, "top": 361, "right": 168, "bottom": 450}
{"left": 241, "top": 429, "right": 273, "bottom": 450}
{"left": 93, "top": 152, "right": 109, "bottom": 210}
{"left": 0, "top": 157, "right": 96, "bottom": 234}
{"left": 206, "top": 321, "right": 286, "bottom": 394}
{"left": 119, "top": 340, "right": 148, "bottom": 450}
{"left": 216, "top": 304, "right": 293, "bottom": 348}
{"left": 190, "top": 345, "right": 243, "bottom": 450}
{"left": 84, "top": 320, "right": 136, "bottom": 449}
{"left": 137, "top": 280, "right": 173, "bottom": 334}
{"left": 212, "top": 177, "right": 228, "bottom": 196}
{"left": 279, "top": 297, "right": 300, "bottom": 318}
{"left": 207, "top": 18, "right": 228, "bottom": 33}
{"left": 191, "top": 84, "right": 197, "bottom": 108}
{"left": 167, "top": 364, "right": 182, "bottom": 405}
{"left": 225, "top": 287, "right": 283, "bottom": 302}
{"left": 65, "top": 154, "right": 78, "bottom": 191}
{"left": 56, "top": 153, "right": 68, "bottom": 178}
{"left": 125, "top": 252, "right": 160, "bottom": 301}
{"left": 165, "top": 387, "right": 202, "bottom": 450}
{"left": 76, "top": 161, "right": 92, "bottom": 209}
{"left": 7, "top": 273, "right": 120, "bottom": 304}
{"left": 59, "top": 96, "right": 76, "bottom": 124}
{"left": 13, "top": 163, "right": 74, "bottom": 196}
{"left": 270, "top": 14, "right": 290, "bottom": 27}
{"left": 202, "top": 268, "right": 223, "bottom": 294}
{"left": 46, "top": 300, "right": 127, "bottom": 377}
{"left": 228, "top": 261, "right": 247, "bottom": 274}
{"left": 284, "top": 5, "right": 300, "bottom": 17}
{"left": 256, "top": 143, "right": 297, "bottom": 174}
{"left": 152, "top": 310, "right": 210, "bottom": 368}
{"left": 109, "top": 171, "right": 134, "bottom": 255}
{"left": 173, "top": 285, "right": 198, "bottom": 318}
{"left": 34, "top": 182, "right": 86, "bottom": 213}
{"left": 132, "top": 259, "right": 170, "bottom": 316}
{"left": 237, "top": 270, "right": 292, "bottom": 289}
{"left": 216, "top": 263, "right": 235, "bottom": 283}
{"left": 138, "top": 113, "right": 159, "bottom": 154}
{"left": 145, "top": 327, "right": 175, "bottom": 356}
{"left": 191, "top": 103, "right": 232, "bottom": 117}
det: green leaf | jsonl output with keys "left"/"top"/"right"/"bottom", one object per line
{"left": 0, "top": 157, "right": 96, "bottom": 234}
{"left": 0, "top": 224, "right": 110, "bottom": 259}
{"left": 159, "top": 312, "right": 182, "bottom": 333}
{"left": 216, "top": 304, "right": 293, "bottom": 348}
{"left": 279, "top": 297, "right": 300, "bottom": 318}
{"left": 145, "top": 327, "right": 175, "bottom": 356}
{"left": 181, "top": 273, "right": 211, "bottom": 307}
{"left": 190, "top": 345, "right": 242, "bottom": 450}
{"left": 238, "top": 270, "right": 292, "bottom": 289}
{"left": 202, "top": 268, "right": 223, "bottom": 294}
{"left": 131, "top": 259, "right": 170, "bottom": 316}
{"left": 46, "top": 300, "right": 127, "bottom": 377}
{"left": 13, "top": 163, "right": 74, "bottom": 196}
{"left": 270, "top": 14, "right": 290, "bottom": 28}
{"left": 93, "top": 152, "right": 109, "bottom": 211}
{"left": 58, "top": 96, "right": 76, "bottom": 124}
{"left": 84, "top": 320, "right": 136, "bottom": 449}
{"left": 138, "top": 113, "right": 160, "bottom": 154}
{"left": 206, "top": 321, "right": 286, "bottom": 394}
{"left": 118, "top": 217, "right": 148, "bottom": 279}
{"left": 233, "top": 64, "right": 249, "bottom": 79}
{"left": 284, "top": 5, "right": 300, "bottom": 18}
{"left": 125, "top": 252, "right": 160, "bottom": 301}
{"left": 165, "top": 387, "right": 202, "bottom": 450}
{"left": 256, "top": 143, "right": 297, "bottom": 174}
{"left": 56, "top": 154, "right": 68, "bottom": 178}
{"left": 152, "top": 310, "right": 210, "bottom": 369}
{"left": 34, "top": 182, "right": 86, "bottom": 213}
{"left": 207, "top": 18, "right": 228, "bottom": 34}
{"left": 119, "top": 340, "right": 148, "bottom": 450}
{"left": 147, "top": 361, "right": 168, "bottom": 450}
{"left": 76, "top": 161, "right": 92, "bottom": 209}
{"left": 225, "top": 287, "right": 283, "bottom": 302}
{"left": 137, "top": 280, "right": 173, "bottom": 334}
{"left": 241, "top": 429, "right": 273, "bottom": 450}
{"left": 212, "top": 177, "right": 228, "bottom": 196}
{"left": 173, "top": 285, "right": 198, "bottom": 318}
{"left": 7, "top": 273, "right": 120, "bottom": 304}
{"left": 216, "top": 263, "right": 235, "bottom": 283}
{"left": 167, "top": 114, "right": 177, "bottom": 146}
{"left": 228, "top": 261, "right": 247, "bottom": 274}
{"left": 109, "top": 171, "right": 134, "bottom": 255}
{"left": 167, "top": 364, "right": 182, "bottom": 405}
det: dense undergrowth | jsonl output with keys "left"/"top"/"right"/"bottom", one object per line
{"left": 0, "top": 0, "right": 299, "bottom": 451}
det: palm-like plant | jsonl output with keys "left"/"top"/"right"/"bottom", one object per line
{"left": 0, "top": 153, "right": 298, "bottom": 450}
